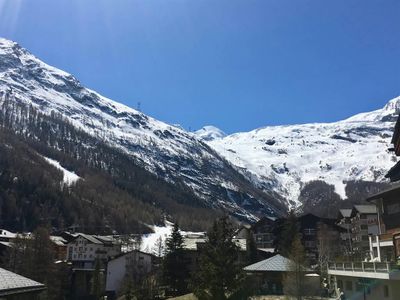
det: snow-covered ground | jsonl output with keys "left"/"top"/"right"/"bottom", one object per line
{"left": 201, "top": 97, "right": 400, "bottom": 206}
{"left": 43, "top": 157, "right": 81, "bottom": 186}
{"left": 141, "top": 221, "right": 204, "bottom": 255}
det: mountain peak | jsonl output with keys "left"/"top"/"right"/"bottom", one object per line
{"left": 195, "top": 125, "right": 226, "bottom": 141}
{"left": 383, "top": 96, "right": 400, "bottom": 113}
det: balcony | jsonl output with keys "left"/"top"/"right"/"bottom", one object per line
{"left": 328, "top": 262, "right": 400, "bottom": 280}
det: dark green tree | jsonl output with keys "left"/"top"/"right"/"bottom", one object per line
{"left": 194, "top": 216, "right": 242, "bottom": 300}
{"left": 163, "top": 223, "right": 189, "bottom": 295}
{"left": 283, "top": 233, "right": 307, "bottom": 300}
{"left": 276, "top": 210, "right": 299, "bottom": 256}
{"left": 246, "top": 231, "right": 258, "bottom": 264}
{"left": 91, "top": 258, "right": 104, "bottom": 299}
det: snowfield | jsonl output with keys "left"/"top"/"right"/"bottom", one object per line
{"left": 43, "top": 157, "right": 81, "bottom": 186}
{"left": 200, "top": 97, "right": 399, "bottom": 206}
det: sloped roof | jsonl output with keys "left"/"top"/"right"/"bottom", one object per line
{"left": 367, "top": 184, "right": 400, "bottom": 201}
{"left": 50, "top": 236, "right": 67, "bottom": 246}
{"left": 73, "top": 233, "right": 103, "bottom": 244}
{"left": 353, "top": 205, "right": 377, "bottom": 215}
{"left": 244, "top": 254, "right": 296, "bottom": 272}
{"left": 339, "top": 209, "right": 352, "bottom": 218}
{"left": 0, "top": 268, "right": 45, "bottom": 296}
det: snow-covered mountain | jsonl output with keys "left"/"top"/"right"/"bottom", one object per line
{"left": 195, "top": 126, "right": 226, "bottom": 141}
{"left": 0, "top": 38, "right": 286, "bottom": 221}
{"left": 1, "top": 37, "right": 397, "bottom": 221}
{"left": 201, "top": 98, "right": 399, "bottom": 207}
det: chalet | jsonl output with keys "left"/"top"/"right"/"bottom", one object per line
{"left": 336, "top": 209, "right": 353, "bottom": 255}
{"left": 243, "top": 254, "right": 318, "bottom": 296}
{"left": 105, "top": 250, "right": 154, "bottom": 298}
{"left": 349, "top": 205, "right": 379, "bottom": 259}
{"left": 297, "top": 213, "right": 343, "bottom": 265}
{"left": 0, "top": 267, "right": 46, "bottom": 300}
{"left": 250, "top": 216, "right": 276, "bottom": 251}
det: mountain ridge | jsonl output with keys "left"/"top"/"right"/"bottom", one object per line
{"left": 201, "top": 96, "right": 399, "bottom": 206}
{"left": 0, "top": 37, "right": 286, "bottom": 222}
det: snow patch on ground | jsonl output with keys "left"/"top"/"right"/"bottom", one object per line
{"left": 43, "top": 157, "right": 81, "bottom": 186}
{"left": 141, "top": 221, "right": 204, "bottom": 255}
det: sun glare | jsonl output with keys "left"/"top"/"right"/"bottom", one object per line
{"left": 0, "top": 0, "right": 22, "bottom": 34}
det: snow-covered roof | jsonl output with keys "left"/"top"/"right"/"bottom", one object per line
{"left": 73, "top": 233, "right": 103, "bottom": 245}
{"left": 0, "top": 268, "right": 45, "bottom": 296}
{"left": 50, "top": 236, "right": 67, "bottom": 246}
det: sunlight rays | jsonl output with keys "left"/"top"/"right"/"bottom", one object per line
{"left": 0, "top": 0, "right": 22, "bottom": 35}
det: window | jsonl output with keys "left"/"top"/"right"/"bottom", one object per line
{"left": 360, "top": 225, "right": 368, "bottom": 230}
{"left": 384, "top": 285, "right": 389, "bottom": 298}
{"left": 345, "top": 281, "right": 353, "bottom": 291}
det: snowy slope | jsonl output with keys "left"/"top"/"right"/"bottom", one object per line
{"left": 195, "top": 126, "right": 226, "bottom": 141}
{"left": 0, "top": 38, "right": 285, "bottom": 220}
{"left": 203, "top": 98, "right": 399, "bottom": 207}
{"left": 43, "top": 157, "right": 81, "bottom": 186}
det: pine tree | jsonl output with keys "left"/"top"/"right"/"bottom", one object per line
{"left": 246, "top": 231, "right": 258, "bottom": 264}
{"left": 194, "top": 216, "right": 242, "bottom": 300}
{"left": 283, "top": 233, "right": 307, "bottom": 300}
{"left": 276, "top": 210, "right": 299, "bottom": 256}
{"left": 163, "top": 223, "right": 189, "bottom": 295}
{"left": 91, "top": 258, "right": 104, "bottom": 299}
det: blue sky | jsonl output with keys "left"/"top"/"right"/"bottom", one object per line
{"left": 0, "top": 0, "right": 399, "bottom": 133}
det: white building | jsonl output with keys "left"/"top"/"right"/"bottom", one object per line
{"left": 105, "top": 250, "right": 154, "bottom": 295}
{"left": 66, "top": 233, "right": 121, "bottom": 270}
